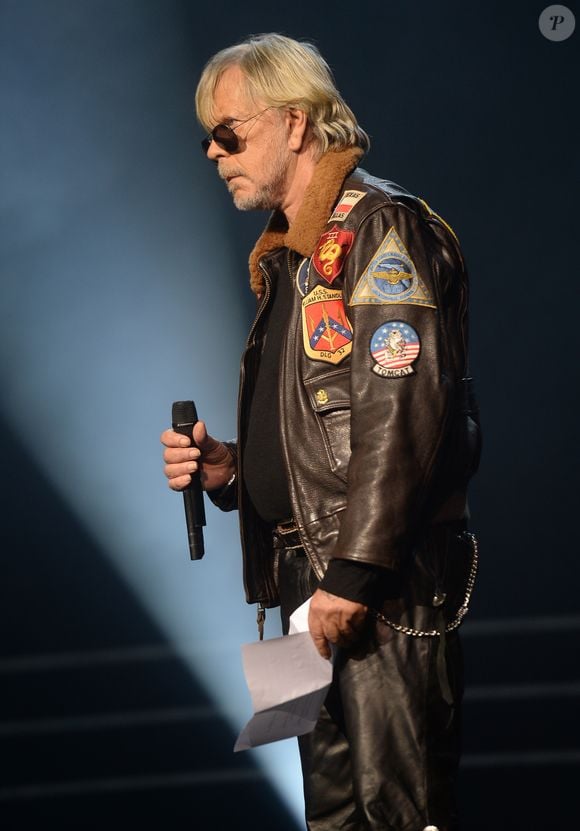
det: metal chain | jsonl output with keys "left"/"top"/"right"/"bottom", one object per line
{"left": 370, "top": 532, "right": 479, "bottom": 638}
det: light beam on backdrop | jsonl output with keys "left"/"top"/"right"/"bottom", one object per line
{"left": 0, "top": 1, "right": 303, "bottom": 822}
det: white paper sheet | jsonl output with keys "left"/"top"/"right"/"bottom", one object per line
{"left": 234, "top": 599, "right": 332, "bottom": 751}
{"left": 288, "top": 596, "right": 311, "bottom": 635}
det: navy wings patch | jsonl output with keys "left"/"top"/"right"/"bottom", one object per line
{"left": 350, "top": 227, "right": 436, "bottom": 308}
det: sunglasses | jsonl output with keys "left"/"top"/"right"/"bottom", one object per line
{"left": 201, "top": 107, "right": 272, "bottom": 155}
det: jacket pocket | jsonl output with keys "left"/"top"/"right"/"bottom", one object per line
{"left": 304, "top": 369, "right": 351, "bottom": 482}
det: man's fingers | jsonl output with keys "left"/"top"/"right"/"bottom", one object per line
{"left": 163, "top": 446, "right": 200, "bottom": 465}
{"left": 161, "top": 420, "right": 233, "bottom": 494}
{"left": 311, "top": 632, "right": 331, "bottom": 660}
{"left": 324, "top": 622, "right": 355, "bottom": 648}
{"left": 167, "top": 473, "right": 192, "bottom": 491}
{"left": 308, "top": 613, "right": 332, "bottom": 659}
{"left": 347, "top": 610, "right": 367, "bottom": 633}
{"left": 160, "top": 428, "right": 191, "bottom": 448}
{"left": 164, "top": 460, "right": 199, "bottom": 480}
{"left": 308, "top": 588, "right": 369, "bottom": 656}
{"left": 311, "top": 623, "right": 354, "bottom": 657}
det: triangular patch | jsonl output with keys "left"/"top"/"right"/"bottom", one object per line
{"left": 350, "top": 228, "right": 436, "bottom": 308}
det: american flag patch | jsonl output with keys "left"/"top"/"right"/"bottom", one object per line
{"left": 370, "top": 321, "right": 421, "bottom": 378}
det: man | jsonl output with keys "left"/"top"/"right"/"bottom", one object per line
{"left": 161, "top": 33, "right": 481, "bottom": 831}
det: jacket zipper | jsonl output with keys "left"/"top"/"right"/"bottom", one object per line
{"left": 237, "top": 259, "right": 276, "bottom": 611}
{"left": 278, "top": 251, "right": 325, "bottom": 582}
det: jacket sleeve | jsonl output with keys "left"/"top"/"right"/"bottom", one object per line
{"left": 206, "top": 440, "right": 239, "bottom": 512}
{"left": 332, "top": 200, "right": 463, "bottom": 571}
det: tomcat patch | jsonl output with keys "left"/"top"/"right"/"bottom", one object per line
{"left": 369, "top": 320, "right": 421, "bottom": 377}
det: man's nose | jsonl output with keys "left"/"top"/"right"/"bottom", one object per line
{"left": 206, "top": 139, "right": 228, "bottom": 162}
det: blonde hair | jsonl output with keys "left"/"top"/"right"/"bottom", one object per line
{"left": 195, "top": 33, "right": 370, "bottom": 154}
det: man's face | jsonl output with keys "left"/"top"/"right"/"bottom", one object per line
{"left": 205, "top": 65, "right": 291, "bottom": 211}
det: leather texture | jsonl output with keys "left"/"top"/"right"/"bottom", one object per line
{"left": 208, "top": 149, "right": 479, "bottom": 829}
{"left": 210, "top": 151, "right": 481, "bottom": 613}
{"left": 278, "top": 546, "right": 462, "bottom": 831}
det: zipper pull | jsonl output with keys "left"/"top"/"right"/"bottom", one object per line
{"left": 257, "top": 604, "right": 266, "bottom": 641}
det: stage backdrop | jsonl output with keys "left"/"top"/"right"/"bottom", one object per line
{"left": 1, "top": 1, "right": 578, "bottom": 828}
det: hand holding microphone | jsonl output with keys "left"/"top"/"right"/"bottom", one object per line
{"left": 172, "top": 401, "right": 206, "bottom": 560}
{"left": 161, "top": 402, "right": 236, "bottom": 559}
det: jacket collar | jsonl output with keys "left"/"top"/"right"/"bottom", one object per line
{"left": 248, "top": 146, "right": 364, "bottom": 295}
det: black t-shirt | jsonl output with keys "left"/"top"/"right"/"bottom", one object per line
{"left": 243, "top": 262, "right": 293, "bottom": 524}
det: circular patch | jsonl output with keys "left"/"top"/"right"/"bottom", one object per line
{"left": 295, "top": 257, "right": 310, "bottom": 297}
{"left": 370, "top": 321, "right": 421, "bottom": 378}
{"left": 368, "top": 253, "right": 416, "bottom": 302}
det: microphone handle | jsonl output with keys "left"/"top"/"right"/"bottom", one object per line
{"left": 172, "top": 400, "right": 206, "bottom": 560}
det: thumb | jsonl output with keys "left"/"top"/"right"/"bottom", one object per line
{"left": 192, "top": 421, "right": 228, "bottom": 464}
{"left": 192, "top": 419, "right": 209, "bottom": 448}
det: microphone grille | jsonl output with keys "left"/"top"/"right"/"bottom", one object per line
{"left": 172, "top": 400, "right": 197, "bottom": 426}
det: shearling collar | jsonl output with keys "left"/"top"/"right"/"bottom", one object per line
{"left": 248, "top": 146, "right": 364, "bottom": 295}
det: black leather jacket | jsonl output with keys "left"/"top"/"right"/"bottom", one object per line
{"left": 212, "top": 148, "right": 481, "bottom": 614}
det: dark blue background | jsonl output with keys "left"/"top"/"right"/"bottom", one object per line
{"left": 1, "top": 1, "right": 578, "bottom": 828}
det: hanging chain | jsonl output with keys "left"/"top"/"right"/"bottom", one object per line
{"left": 370, "top": 532, "right": 479, "bottom": 638}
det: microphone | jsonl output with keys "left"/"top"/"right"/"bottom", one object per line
{"left": 171, "top": 400, "right": 206, "bottom": 560}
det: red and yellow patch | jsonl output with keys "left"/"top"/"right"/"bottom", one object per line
{"left": 312, "top": 225, "right": 354, "bottom": 284}
{"left": 301, "top": 285, "right": 353, "bottom": 365}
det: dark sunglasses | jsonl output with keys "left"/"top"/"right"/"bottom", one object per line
{"left": 201, "top": 107, "right": 272, "bottom": 155}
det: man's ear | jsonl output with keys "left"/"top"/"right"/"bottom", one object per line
{"left": 285, "top": 107, "right": 309, "bottom": 152}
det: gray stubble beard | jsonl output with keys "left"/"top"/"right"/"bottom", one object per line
{"left": 229, "top": 143, "right": 290, "bottom": 212}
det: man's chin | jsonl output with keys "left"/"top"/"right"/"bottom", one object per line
{"left": 232, "top": 195, "right": 254, "bottom": 211}
{"left": 232, "top": 192, "right": 268, "bottom": 211}
{"left": 228, "top": 179, "right": 279, "bottom": 211}
{"left": 228, "top": 184, "right": 252, "bottom": 210}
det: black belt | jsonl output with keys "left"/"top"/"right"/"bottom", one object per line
{"left": 272, "top": 518, "right": 304, "bottom": 550}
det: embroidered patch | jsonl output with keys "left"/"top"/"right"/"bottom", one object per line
{"left": 312, "top": 225, "right": 354, "bottom": 284}
{"left": 350, "top": 228, "right": 435, "bottom": 308}
{"left": 302, "top": 285, "right": 353, "bottom": 365}
{"left": 369, "top": 321, "right": 421, "bottom": 378}
{"left": 329, "top": 189, "right": 366, "bottom": 222}
{"left": 295, "top": 257, "right": 310, "bottom": 297}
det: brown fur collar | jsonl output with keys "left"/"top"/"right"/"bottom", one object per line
{"left": 248, "top": 147, "right": 364, "bottom": 295}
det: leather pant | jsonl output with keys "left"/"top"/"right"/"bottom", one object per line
{"left": 275, "top": 539, "right": 463, "bottom": 831}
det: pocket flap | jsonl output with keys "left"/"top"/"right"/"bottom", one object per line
{"left": 304, "top": 369, "right": 350, "bottom": 413}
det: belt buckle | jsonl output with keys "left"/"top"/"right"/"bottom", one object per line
{"left": 275, "top": 518, "right": 298, "bottom": 535}
{"left": 272, "top": 519, "right": 303, "bottom": 552}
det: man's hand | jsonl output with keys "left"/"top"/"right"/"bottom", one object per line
{"left": 161, "top": 421, "right": 235, "bottom": 493}
{"left": 308, "top": 588, "right": 368, "bottom": 659}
